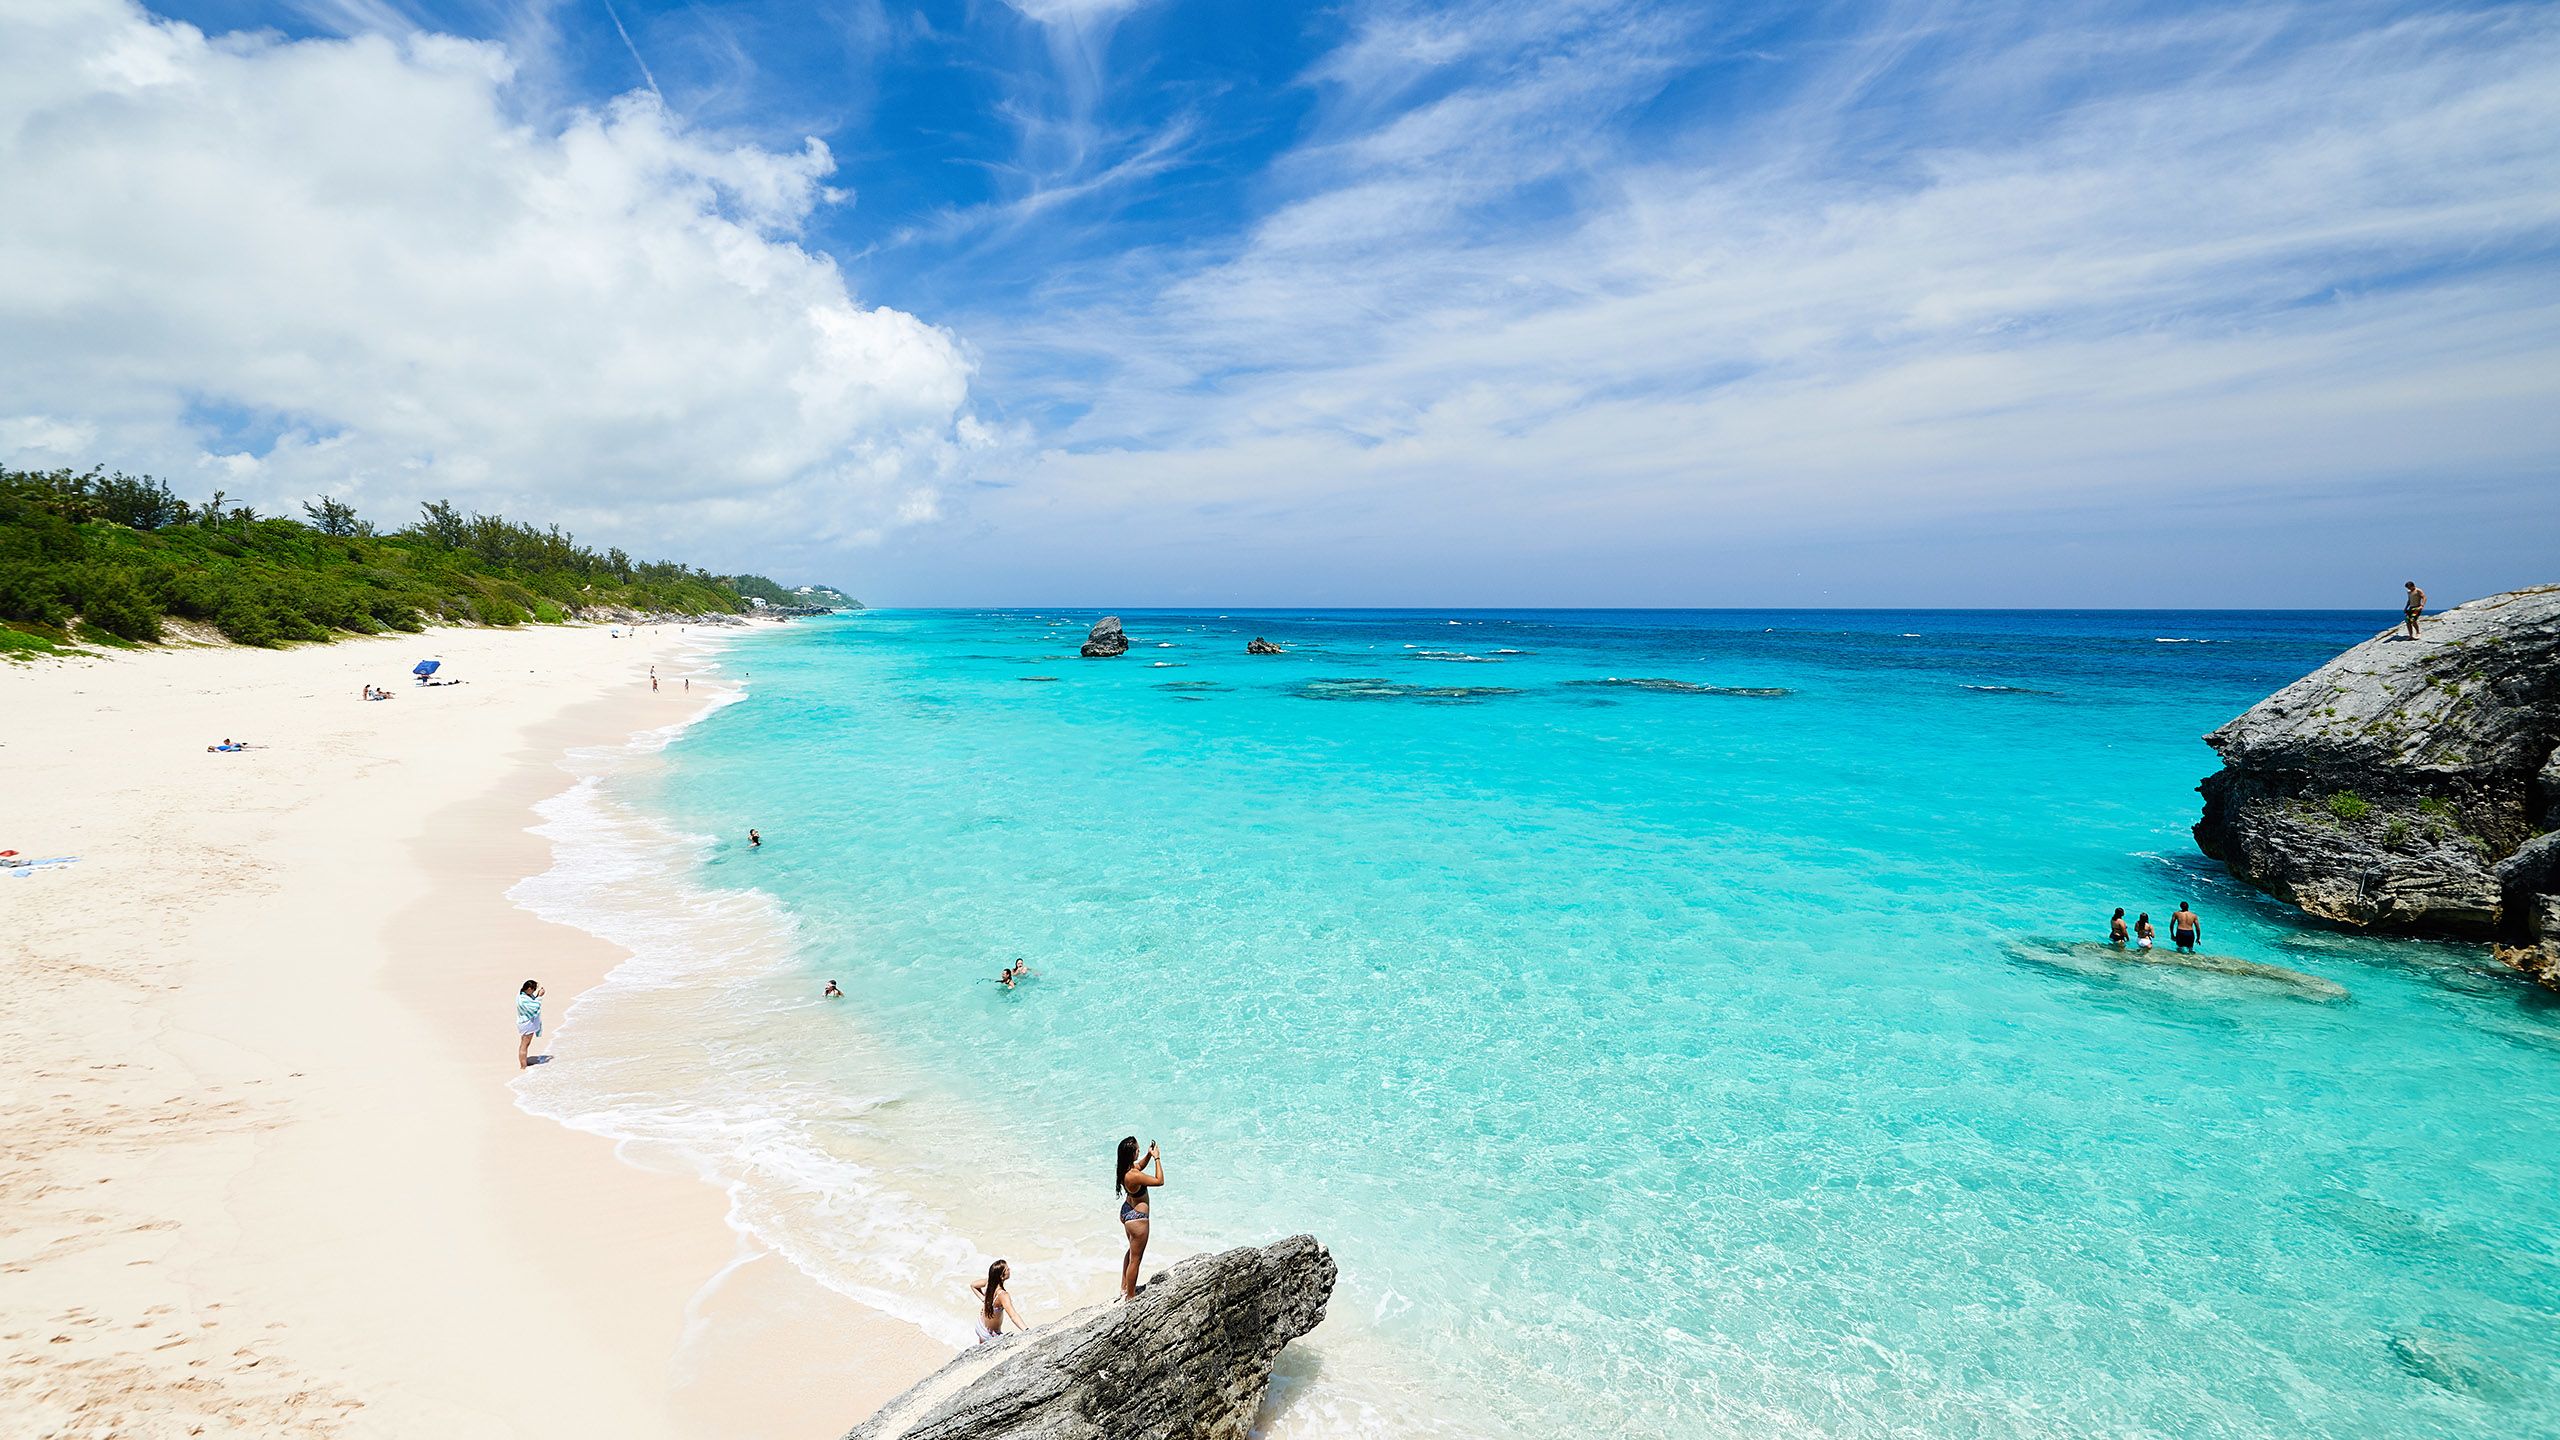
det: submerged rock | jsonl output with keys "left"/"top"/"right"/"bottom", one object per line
{"left": 1080, "top": 616, "right": 1129, "bottom": 658}
{"left": 1245, "top": 637, "right": 1284, "bottom": 655}
{"left": 846, "top": 1236, "right": 1336, "bottom": 1440}
{"left": 2192, "top": 585, "right": 2560, "bottom": 988}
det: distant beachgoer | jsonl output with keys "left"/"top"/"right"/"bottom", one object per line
{"left": 969, "top": 1259, "right": 1028, "bottom": 1344}
{"left": 1116, "top": 1136, "right": 1163, "bottom": 1301}
{"left": 684, "top": 677, "right": 690, "bottom": 691}
{"left": 995, "top": 960, "right": 1032, "bottom": 989}
{"left": 2134, "top": 913, "right": 2155, "bottom": 951}
{"left": 2109, "top": 908, "right": 2129, "bottom": 948}
{"left": 823, "top": 980, "right": 842, "bottom": 999}
{"left": 516, "top": 980, "right": 546, "bottom": 1069}
{"left": 2403, "top": 582, "right": 2426, "bottom": 639}
{"left": 748, "top": 828, "right": 762, "bottom": 849}
{"left": 2171, "top": 903, "right": 2200, "bottom": 953}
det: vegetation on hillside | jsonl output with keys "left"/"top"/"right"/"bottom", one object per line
{"left": 1, "top": 465, "right": 758, "bottom": 653}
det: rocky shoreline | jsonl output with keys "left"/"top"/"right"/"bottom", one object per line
{"left": 845, "top": 1237, "right": 1335, "bottom": 1440}
{"left": 2193, "top": 585, "right": 2560, "bottom": 988}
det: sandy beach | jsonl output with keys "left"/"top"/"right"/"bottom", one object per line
{"left": 1, "top": 624, "right": 947, "bottom": 1439}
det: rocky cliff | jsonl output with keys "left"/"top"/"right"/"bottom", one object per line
{"left": 846, "top": 1237, "right": 1336, "bottom": 1440}
{"left": 2193, "top": 585, "right": 2560, "bottom": 987}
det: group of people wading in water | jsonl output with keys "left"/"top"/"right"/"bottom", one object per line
{"left": 965, "top": 1135, "right": 1166, "bottom": 1348}
{"left": 2110, "top": 902, "right": 2202, "bottom": 954}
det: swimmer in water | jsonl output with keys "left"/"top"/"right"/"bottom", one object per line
{"left": 995, "top": 960, "right": 1032, "bottom": 989}
{"left": 823, "top": 980, "right": 842, "bottom": 999}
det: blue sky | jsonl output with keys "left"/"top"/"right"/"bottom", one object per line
{"left": 6, "top": 0, "right": 2557, "bottom": 604}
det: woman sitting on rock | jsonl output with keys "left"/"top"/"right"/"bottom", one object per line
{"left": 969, "top": 1258, "right": 1027, "bottom": 1344}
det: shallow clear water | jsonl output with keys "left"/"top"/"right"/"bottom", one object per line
{"left": 520, "top": 610, "right": 2560, "bottom": 1439}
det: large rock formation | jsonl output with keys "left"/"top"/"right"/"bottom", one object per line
{"left": 847, "top": 1237, "right": 1336, "bottom": 1440}
{"left": 2193, "top": 585, "right": 2560, "bottom": 987}
{"left": 1081, "top": 616, "right": 1129, "bottom": 658}
{"left": 1245, "top": 637, "right": 1284, "bottom": 655}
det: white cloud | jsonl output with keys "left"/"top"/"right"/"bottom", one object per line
{"left": 0, "top": 0, "right": 975, "bottom": 567}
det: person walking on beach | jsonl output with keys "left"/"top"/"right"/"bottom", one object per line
{"left": 2109, "top": 908, "right": 2129, "bottom": 948}
{"left": 2402, "top": 581, "right": 2427, "bottom": 640}
{"left": 2171, "top": 903, "right": 2201, "bottom": 954}
{"left": 969, "top": 1259, "right": 1029, "bottom": 1344}
{"left": 2134, "top": 913, "right": 2155, "bottom": 951}
{"left": 650, "top": 667, "right": 659, "bottom": 692}
{"left": 516, "top": 980, "right": 546, "bottom": 1069}
{"left": 1116, "top": 1136, "right": 1163, "bottom": 1302}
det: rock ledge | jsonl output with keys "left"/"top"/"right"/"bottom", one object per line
{"left": 2192, "top": 585, "right": 2560, "bottom": 986}
{"left": 846, "top": 1236, "right": 1336, "bottom": 1440}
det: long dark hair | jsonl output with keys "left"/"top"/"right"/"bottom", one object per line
{"left": 2111, "top": 908, "right": 2124, "bottom": 921}
{"left": 520, "top": 979, "right": 539, "bottom": 995}
{"left": 1115, "top": 1136, "right": 1138, "bottom": 1193}
{"left": 983, "top": 1259, "right": 1008, "bottom": 1321}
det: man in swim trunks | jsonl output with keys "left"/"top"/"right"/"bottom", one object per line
{"left": 2171, "top": 903, "right": 2200, "bottom": 954}
{"left": 2403, "top": 581, "right": 2426, "bottom": 639}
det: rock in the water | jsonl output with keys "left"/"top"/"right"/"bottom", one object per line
{"left": 2192, "top": 584, "right": 2560, "bottom": 988}
{"left": 1245, "top": 637, "right": 1284, "bottom": 655}
{"left": 1080, "top": 616, "right": 1129, "bottom": 658}
{"left": 847, "top": 1237, "right": 1336, "bottom": 1440}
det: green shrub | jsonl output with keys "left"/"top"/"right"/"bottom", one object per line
{"left": 2418, "top": 796, "right": 2453, "bottom": 817}
{"left": 2385, "top": 818, "right": 2411, "bottom": 848}
{"left": 2326, "top": 792, "right": 2371, "bottom": 822}
{"left": 71, "top": 564, "right": 160, "bottom": 642}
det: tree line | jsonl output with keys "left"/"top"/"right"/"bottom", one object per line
{"left": 1, "top": 465, "right": 763, "bottom": 652}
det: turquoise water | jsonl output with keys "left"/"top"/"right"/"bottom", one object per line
{"left": 532, "top": 611, "right": 2560, "bottom": 1438}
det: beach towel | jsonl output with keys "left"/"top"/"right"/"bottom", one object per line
{"left": 3, "top": 856, "right": 79, "bottom": 876}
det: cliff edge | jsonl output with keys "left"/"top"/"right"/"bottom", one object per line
{"left": 2193, "top": 584, "right": 2560, "bottom": 987}
{"left": 846, "top": 1237, "right": 1336, "bottom": 1440}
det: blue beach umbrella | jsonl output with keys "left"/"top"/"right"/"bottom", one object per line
{"left": 413, "top": 659, "right": 441, "bottom": 677}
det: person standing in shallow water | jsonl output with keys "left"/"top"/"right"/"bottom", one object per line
{"left": 516, "top": 980, "right": 545, "bottom": 1069}
{"left": 2171, "top": 902, "right": 2201, "bottom": 954}
{"left": 2109, "top": 908, "right": 2129, "bottom": 948}
{"left": 2134, "top": 913, "right": 2155, "bottom": 950}
{"left": 2403, "top": 581, "right": 2427, "bottom": 639}
{"left": 1116, "top": 1136, "right": 1163, "bottom": 1301}
{"left": 748, "top": 828, "right": 761, "bottom": 849}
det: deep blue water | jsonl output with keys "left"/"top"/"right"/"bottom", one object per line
{"left": 530, "top": 610, "right": 2560, "bottom": 1439}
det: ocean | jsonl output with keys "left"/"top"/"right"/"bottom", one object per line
{"left": 513, "top": 609, "right": 2560, "bottom": 1439}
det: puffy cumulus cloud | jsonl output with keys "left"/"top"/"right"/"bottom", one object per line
{"left": 0, "top": 0, "right": 976, "bottom": 564}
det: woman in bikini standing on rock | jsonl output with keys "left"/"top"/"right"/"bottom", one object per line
{"left": 1116, "top": 1136, "right": 1163, "bottom": 1302}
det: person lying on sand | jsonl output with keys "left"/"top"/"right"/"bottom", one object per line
{"left": 206, "top": 738, "right": 252, "bottom": 752}
{"left": 969, "top": 1259, "right": 1029, "bottom": 1344}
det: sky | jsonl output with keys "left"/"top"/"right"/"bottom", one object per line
{"left": 1, "top": 0, "right": 2555, "bottom": 606}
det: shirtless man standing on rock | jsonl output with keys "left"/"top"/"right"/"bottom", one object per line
{"left": 2403, "top": 581, "right": 2426, "bottom": 639}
